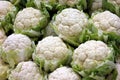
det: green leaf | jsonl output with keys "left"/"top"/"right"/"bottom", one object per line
{"left": 26, "top": 0, "right": 36, "bottom": 8}
{"left": 1, "top": 46, "right": 33, "bottom": 68}
{"left": 105, "top": 32, "right": 120, "bottom": 59}
{"left": 79, "top": 28, "right": 90, "bottom": 43}
{"left": 55, "top": 4, "right": 67, "bottom": 11}
{"left": 102, "top": 0, "right": 120, "bottom": 17}
{"left": 77, "top": 0, "right": 87, "bottom": 10}
{"left": 92, "top": 60, "right": 116, "bottom": 76}
{"left": 106, "top": 68, "right": 118, "bottom": 80}
{"left": 10, "top": 0, "right": 27, "bottom": 9}
{"left": 0, "top": 6, "right": 18, "bottom": 35}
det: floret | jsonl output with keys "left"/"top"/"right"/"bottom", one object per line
{"left": 8, "top": 61, "right": 43, "bottom": 80}
{"left": 91, "top": 11, "right": 120, "bottom": 35}
{"left": 71, "top": 40, "right": 115, "bottom": 79}
{"left": 14, "top": 7, "right": 48, "bottom": 38}
{"left": 33, "top": 36, "right": 72, "bottom": 72}
{"left": 48, "top": 67, "right": 81, "bottom": 80}
{"left": 52, "top": 8, "right": 88, "bottom": 46}
{"left": 1, "top": 34, "right": 34, "bottom": 68}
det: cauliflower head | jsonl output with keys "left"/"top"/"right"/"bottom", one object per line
{"left": 14, "top": 7, "right": 48, "bottom": 37}
{"left": 52, "top": 8, "right": 88, "bottom": 46}
{"left": 0, "top": 58, "right": 9, "bottom": 80}
{"left": 0, "top": 1, "right": 14, "bottom": 20}
{"left": 48, "top": 67, "right": 81, "bottom": 80}
{"left": 8, "top": 61, "right": 43, "bottom": 80}
{"left": 33, "top": 36, "right": 72, "bottom": 72}
{"left": 72, "top": 40, "right": 112, "bottom": 69}
{"left": 1, "top": 34, "right": 34, "bottom": 68}
{"left": 71, "top": 40, "right": 115, "bottom": 79}
{"left": 0, "top": 1, "right": 17, "bottom": 33}
{"left": 0, "top": 28, "right": 6, "bottom": 45}
{"left": 92, "top": 11, "right": 120, "bottom": 35}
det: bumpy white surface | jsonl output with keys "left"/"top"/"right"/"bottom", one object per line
{"left": 2, "top": 34, "right": 32, "bottom": 64}
{"left": 91, "top": 0, "right": 102, "bottom": 10}
{"left": 48, "top": 67, "right": 81, "bottom": 80}
{"left": 0, "top": 1, "right": 13, "bottom": 20}
{"left": 9, "top": 61, "right": 43, "bottom": 80}
{"left": 0, "top": 28, "right": 6, "bottom": 45}
{"left": 33, "top": 36, "right": 70, "bottom": 71}
{"left": 92, "top": 11, "right": 120, "bottom": 35}
{"left": 14, "top": 7, "right": 42, "bottom": 30}
{"left": 53, "top": 8, "right": 88, "bottom": 38}
{"left": 72, "top": 40, "right": 111, "bottom": 69}
{"left": 2, "top": 34, "right": 32, "bottom": 53}
{"left": 35, "top": 36, "right": 69, "bottom": 60}
{"left": 58, "top": 0, "right": 79, "bottom": 7}
{"left": 116, "top": 63, "right": 120, "bottom": 80}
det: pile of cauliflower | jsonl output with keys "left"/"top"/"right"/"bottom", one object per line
{"left": 0, "top": 0, "right": 120, "bottom": 80}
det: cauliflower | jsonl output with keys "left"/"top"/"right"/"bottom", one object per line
{"left": 0, "top": 1, "right": 17, "bottom": 33}
{"left": 48, "top": 67, "right": 81, "bottom": 80}
{"left": 0, "top": 1, "right": 13, "bottom": 20}
{"left": 33, "top": 36, "right": 72, "bottom": 72}
{"left": 71, "top": 40, "right": 116, "bottom": 79}
{"left": 1, "top": 34, "right": 34, "bottom": 68}
{"left": 14, "top": 7, "right": 48, "bottom": 38}
{"left": 91, "top": 11, "right": 120, "bottom": 35}
{"left": 57, "top": 0, "right": 87, "bottom": 10}
{"left": 52, "top": 8, "right": 88, "bottom": 46}
{"left": 8, "top": 61, "right": 43, "bottom": 80}
{"left": 116, "top": 63, "right": 120, "bottom": 80}
{"left": 0, "top": 28, "right": 6, "bottom": 45}
{"left": 0, "top": 58, "right": 9, "bottom": 80}
{"left": 103, "top": 0, "right": 120, "bottom": 16}
{"left": 72, "top": 40, "right": 112, "bottom": 69}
